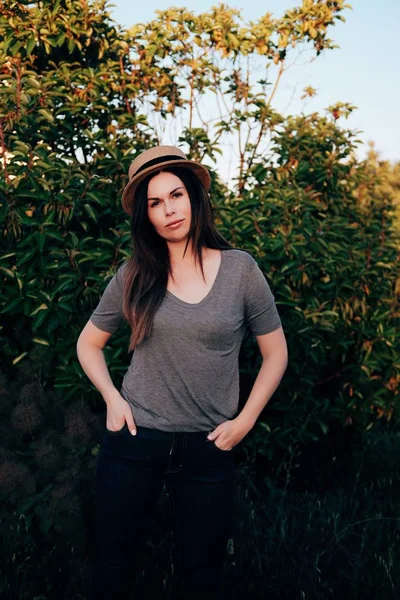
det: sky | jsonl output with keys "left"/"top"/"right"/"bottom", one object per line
{"left": 106, "top": 0, "right": 400, "bottom": 184}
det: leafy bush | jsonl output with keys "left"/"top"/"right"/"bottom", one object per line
{"left": 0, "top": 1, "right": 399, "bottom": 597}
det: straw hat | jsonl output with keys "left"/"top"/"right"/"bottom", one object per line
{"left": 121, "top": 145, "right": 212, "bottom": 216}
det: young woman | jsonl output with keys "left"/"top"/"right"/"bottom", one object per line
{"left": 76, "top": 145, "right": 288, "bottom": 600}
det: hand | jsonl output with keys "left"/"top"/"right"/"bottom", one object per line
{"left": 207, "top": 418, "right": 253, "bottom": 451}
{"left": 103, "top": 389, "right": 137, "bottom": 435}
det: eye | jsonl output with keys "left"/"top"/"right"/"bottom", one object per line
{"left": 150, "top": 193, "right": 182, "bottom": 207}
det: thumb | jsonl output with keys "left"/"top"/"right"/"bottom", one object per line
{"left": 125, "top": 413, "right": 137, "bottom": 436}
{"left": 207, "top": 428, "right": 219, "bottom": 441}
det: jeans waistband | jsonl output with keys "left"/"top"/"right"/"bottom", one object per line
{"left": 137, "top": 425, "right": 211, "bottom": 441}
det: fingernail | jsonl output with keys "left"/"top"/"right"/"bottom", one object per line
{"left": 207, "top": 435, "right": 212, "bottom": 440}
{"left": 131, "top": 429, "right": 136, "bottom": 436}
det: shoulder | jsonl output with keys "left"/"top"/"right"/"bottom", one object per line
{"left": 117, "top": 260, "right": 130, "bottom": 274}
{"left": 223, "top": 248, "right": 258, "bottom": 272}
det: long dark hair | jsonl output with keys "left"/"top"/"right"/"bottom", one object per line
{"left": 121, "top": 166, "right": 233, "bottom": 350}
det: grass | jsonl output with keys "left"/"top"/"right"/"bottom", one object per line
{"left": 1, "top": 418, "right": 399, "bottom": 599}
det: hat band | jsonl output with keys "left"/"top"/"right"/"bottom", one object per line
{"left": 132, "top": 155, "right": 186, "bottom": 179}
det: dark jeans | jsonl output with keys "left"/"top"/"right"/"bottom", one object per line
{"left": 89, "top": 422, "right": 236, "bottom": 600}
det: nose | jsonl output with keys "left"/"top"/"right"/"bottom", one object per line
{"left": 164, "top": 200, "right": 175, "bottom": 216}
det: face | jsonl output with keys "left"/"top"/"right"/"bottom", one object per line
{"left": 147, "top": 171, "right": 192, "bottom": 241}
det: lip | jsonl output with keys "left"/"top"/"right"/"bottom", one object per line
{"left": 166, "top": 219, "right": 184, "bottom": 228}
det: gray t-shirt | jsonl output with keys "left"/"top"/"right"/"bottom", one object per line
{"left": 89, "top": 248, "right": 282, "bottom": 432}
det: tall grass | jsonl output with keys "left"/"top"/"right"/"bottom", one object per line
{"left": 1, "top": 419, "right": 399, "bottom": 599}
{"left": 223, "top": 418, "right": 400, "bottom": 599}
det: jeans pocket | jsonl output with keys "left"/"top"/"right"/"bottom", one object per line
{"left": 105, "top": 422, "right": 128, "bottom": 436}
{"left": 211, "top": 441, "right": 233, "bottom": 452}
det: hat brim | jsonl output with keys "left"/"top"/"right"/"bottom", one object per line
{"left": 121, "top": 159, "right": 211, "bottom": 216}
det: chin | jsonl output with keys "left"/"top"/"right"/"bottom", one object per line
{"left": 164, "top": 224, "right": 190, "bottom": 237}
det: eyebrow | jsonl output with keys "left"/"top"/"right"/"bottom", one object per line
{"left": 148, "top": 187, "right": 184, "bottom": 201}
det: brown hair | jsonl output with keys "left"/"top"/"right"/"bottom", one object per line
{"left": 121, "top": 166, "right": 233, "bottom": 351}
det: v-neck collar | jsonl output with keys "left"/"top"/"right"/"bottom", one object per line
{"left": 164, "top": 250, "right": 226, "bottom": 309}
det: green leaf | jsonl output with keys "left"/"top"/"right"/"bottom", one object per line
{"left": 12, "top": 352, "right": 29, "bottom": 365}
{"left": 33, "top": 310, "right": 48, "bottom": 329}
{"left": 32, "top": 337, "right": 50, "bottom": 346}
{"left": 0, "top": 267, "right": 15, "bottom": 278}
{"left": 10, "top": 41, "right": 23, "bottom": 56}
{"left": 86, "top": 191, "right": 104, "bottom": 205}
{"left": 36, "top": 232, "right": 46, "bottom": 252}
{"left": 38, "top": 109, "right": 54, "bottom": 122}
{"left": 58, "top": 302, "right": 74, "bottom": 312}
{"left": 318, "top": 421, "right": 329, "bottom": 435}
{"left": 3, "top": 35, "right": 13, "bottom": 52}
{"left": 2, "top": 296, "right": 23, "bottom": 313}
{"left": 84, "top": 204, "right": 98, "bottom": 222}
{"left": 45, "top": 229, "right": 65, "bottom": 242}
{"left": 26, "top": 36, "right": 36, "bottom": 56}
{"left": 68, "top": 231, "right": 79, "bottom": 247}
{"left": 56, "top": 31, "right": 66, "bottom": 46}
{"left": 67, "top": 38, "right": 76, "bottom": 53}
{"left": 30, "top": 303, "right": 48, "bottom": 317}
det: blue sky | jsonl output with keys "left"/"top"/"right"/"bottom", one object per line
{"left": 107, "top": 0, "right": 399, "bottom": 180}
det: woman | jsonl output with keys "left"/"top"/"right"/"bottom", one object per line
{"left": 76, "top": 145, "right": 288, "bottom": 600}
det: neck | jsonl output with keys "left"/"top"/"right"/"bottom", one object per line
{"left": 167, "top": 239, "right": 211, "bottom": 267}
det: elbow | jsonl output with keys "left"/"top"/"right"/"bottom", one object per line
{"left": 258, "top": 326, "right": 288, "bottom": 363}
{"left": 262, "top": 349, "right": 288, "bottom": 367}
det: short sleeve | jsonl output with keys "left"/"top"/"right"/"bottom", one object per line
{"left": 244, "top": 260, "right": 282, "bottom": 335}
{"left": 89, "top": 265, "right": 127, "bottom": 333}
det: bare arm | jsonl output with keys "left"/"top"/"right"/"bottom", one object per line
{"left": 207, "top": 326, "right": 288, "bottom": 450}
{"left": 76, "top": 321, "right": 137, "bottom": 434}
{"left": 76, "top": 321, "right": 117, "bottom": 402}
{"left": 236, "top": 326, "right": 288, "bottom": 429}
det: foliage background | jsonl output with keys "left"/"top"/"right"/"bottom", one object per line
{"left": 0, "top": 1, "right": 399, "bottom": 598}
